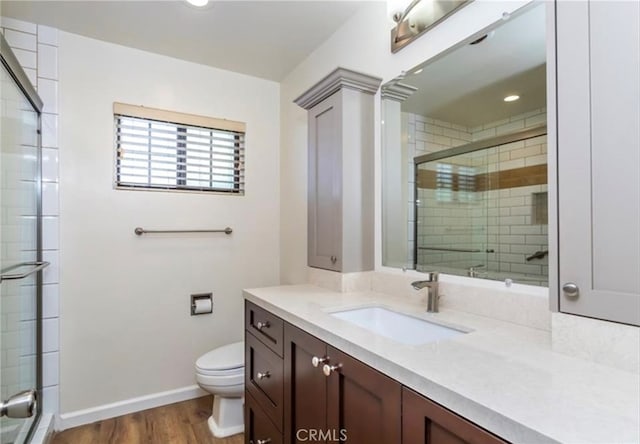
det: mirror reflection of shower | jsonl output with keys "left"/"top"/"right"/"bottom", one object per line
{"left": 413, "top": 126, "right": 548, "bottom": 286}
{"left": 381, "top": 2, "right": 548, "bottom": 286}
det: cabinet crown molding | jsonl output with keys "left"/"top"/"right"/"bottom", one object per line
{"left": 294, "top": 67, "right": 383, "bottom": 110}
{"left": 380, "top": 82, "right": 418, "bottom": 102}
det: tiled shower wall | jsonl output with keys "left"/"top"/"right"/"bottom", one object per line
{"left": 1, "top": 16, "right": 60, "bottom": 415}
{"left": 405, "top": 108, "right": 548, "bottom": 282}
{"left": 405, "top": 114, "right": 473, "bottom": 266}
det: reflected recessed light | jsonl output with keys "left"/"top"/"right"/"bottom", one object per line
{"left": 504, "top": 95, "right": 520, "bottom": 102}
{"left": 186, "top": 0, "right": 209, "bottom": 6}
{"left": 414, "top": 68, "right": 423, "bottom": 75}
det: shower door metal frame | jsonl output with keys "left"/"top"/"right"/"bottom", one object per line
{"left": 413, "top": 125, "right": 547, "bottom": 165}
{"left": 1, "top": 31, "right": 44, "bottom": 443}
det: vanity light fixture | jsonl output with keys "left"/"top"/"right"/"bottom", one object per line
{"left": 186, "top": 0, "right": 209, "bottom": 6}
{"left": 504, "top": 95, "right": 520, "bottom": 102}
{"left": 391, "top": 0, "right": 471, "bottom": 53}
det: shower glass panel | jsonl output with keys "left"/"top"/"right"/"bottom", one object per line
{"left": 415, "top": 129, "right": 548, "bottom": 286}
{"left": 1, "top": 43, "right": 43, "bottom": 443}
{"left": 415, "top": 149, "right": 491, "bottom": 273}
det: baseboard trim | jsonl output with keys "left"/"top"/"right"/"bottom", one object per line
{"left": 57, "top": 385, "right": 207, "bottom": 431}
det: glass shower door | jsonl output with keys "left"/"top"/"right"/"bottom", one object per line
{"left": 0, "top": 56, "right": 43, "bottom": 443}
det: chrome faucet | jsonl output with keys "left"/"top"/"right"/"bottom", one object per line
{"left": 411, "top": 271, "right": 440, "bottom": 313}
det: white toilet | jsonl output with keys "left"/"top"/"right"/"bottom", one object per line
{"left": 195, "top": 341, "right": 244, "bottom": 438}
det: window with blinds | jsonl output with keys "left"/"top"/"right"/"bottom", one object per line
{"left": 435, "top": 163, "right": 476, "bottom": 203}
{"left": 114, "top": 103, "right": 245, "bottom": 194}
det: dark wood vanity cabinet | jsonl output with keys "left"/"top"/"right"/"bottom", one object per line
{"left": 245, "top": 302, "right": 285, "bottom": 444}
{"left": 283, "top": 323, "right": 328, "bottom": 441}
{"left": 246, "top": 391, "right": 283, "bottom": 444}
{"left": 283, "top": 323, "right": 401, "bottom": 443}
{"left": 325, "top": 346, "right": 401, "bottom": 443}
{"left": 402, "top": 388, "right": 507, "bottom": 444}
{"left": 245, "top": 300, "right": 507, "bottom": 444}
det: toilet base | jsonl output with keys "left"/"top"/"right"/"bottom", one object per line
{"left": 207, "top": 395, "right": 244, "bottom": 438}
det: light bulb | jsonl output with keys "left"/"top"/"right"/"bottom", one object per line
{"left": 186, "top": 0, "right": 209, "bottom": 7}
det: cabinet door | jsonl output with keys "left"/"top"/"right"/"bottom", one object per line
{"left": 284, "top": 324, "right": 328, "bottom": 443}
{"left": 308, "top": 93, "right": 342, "bottom": 271}
{"left": 402, "top": 388, "right": 506, "bottom": 444}
{"left": 325, "top": 346, "right": 401, "bottom": 444}
{"left": 556, "top": 0, "right": 640, "bottom": 325}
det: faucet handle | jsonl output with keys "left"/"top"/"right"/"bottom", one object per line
{"left": 424, "top": 271, "right": 439, "bottom": 282}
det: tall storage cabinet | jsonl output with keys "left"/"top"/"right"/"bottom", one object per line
{"left": 556, "top": 1, "right": 640, "bottom": 326}
{"left": 295, "top": 68, "right": 382, "bottom": 272}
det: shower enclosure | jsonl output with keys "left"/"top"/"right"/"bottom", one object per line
{"left": 414, "top": 126, "right": 549, "bottom": 286}
{"left": 1, "top": 33, "right": 47, "bottom": 443}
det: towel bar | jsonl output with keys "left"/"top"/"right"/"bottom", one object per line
{"left": 134, "top": 227, "right": 232, "bottom": 236}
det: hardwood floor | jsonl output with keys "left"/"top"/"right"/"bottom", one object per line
{"left": 52, "top": 396, "right": 244, "bottom": 444}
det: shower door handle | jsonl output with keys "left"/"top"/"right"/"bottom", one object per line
{"left": 0, "top": 390, "right": 37, "bottom": 418}
{"left": 0, "top": 261, "right": 49, "bottom": 283}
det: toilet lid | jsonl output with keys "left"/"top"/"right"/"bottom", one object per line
{"left": 196, "top": 341, "right": 244, "bottom": 371}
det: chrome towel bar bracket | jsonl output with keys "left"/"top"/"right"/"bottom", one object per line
{"left": 134, "top": 227, "right": 233, "bottom": 236}
{"left": 0, "top": 261, "right": 50, "bottom": 283}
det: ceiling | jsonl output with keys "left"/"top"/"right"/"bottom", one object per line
{"left": 1, "top": 0, "right": 375, "bottom": 81}
{"left": 397, "top": 3, "right": 546, "bottom": 128}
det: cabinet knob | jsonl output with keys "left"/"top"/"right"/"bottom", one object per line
{"left": 562, "top": 282, "right": 580, "bottom": 298}
{"left": 323, "top": 363, "right": 342, "bottom": 377}
{"left": 256, "top": 371, "right": 270, "bottom": 380}
{"left": 311, "top": 356, "right": 328, "bottom": 367}
{"left": 256, "top": 321, "right": 270, "bottom": 330}
{"left": 330, "top": 255, "right": 337, "bottom": 264}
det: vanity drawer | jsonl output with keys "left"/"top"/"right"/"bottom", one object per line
{"left": 246, "top": 331, "right": 284, "bottom": 431}
{"left": 245, "top": 391, "right": 282, "bottom": 444}
{"left": 245, "top": 301, "right": 284, "bottom": 356}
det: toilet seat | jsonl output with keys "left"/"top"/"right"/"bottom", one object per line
{"left": 196, "top": 371, "right": 243, "bottom": 388}
{"left": 196, "top": 341, "right": 244, "bottom": 373}
{"left": 196, "top": 366, "right": 243, "bottom": 377}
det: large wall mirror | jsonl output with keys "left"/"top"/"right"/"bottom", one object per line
{"left": 381, "top": 3, "right": 548, "bottom": 286}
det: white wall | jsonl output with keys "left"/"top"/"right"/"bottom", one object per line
{"left": 279, "top": 0, "right": 531, "bottom": 284}
{"left": 58, "top": 32, "right": 280, "bottom": 413}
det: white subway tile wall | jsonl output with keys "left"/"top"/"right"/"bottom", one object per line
{"left": 3, "top": 28, "right": 37, "bottom": 51}
{"left": 1, "top": 17, "right": 60, "bottom": 419}
{"left": 405, "top": 109, "right": 548, "bottom": 284}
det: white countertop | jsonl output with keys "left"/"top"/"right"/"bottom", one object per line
{"left": 244, "top": 284, "right": 640, "bottom": 444}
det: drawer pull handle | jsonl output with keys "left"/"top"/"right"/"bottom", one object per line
{"left": 256, "top": 371, "right": 271, "bottom": 380}
{"left": 311, "top": 356, "right": 328, "bottom": 367}
{"left": 323, "top": 363, "right": 342, "bottom": 377}
{"left": 256, "top": 321, "right": 270, "bottom": 330}
{"left": 257, "top": 439, "right": 271, "bottom": 444}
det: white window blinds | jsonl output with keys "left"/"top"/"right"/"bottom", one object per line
{"left": 114, "top": 103, "right": 245, "bottom": 194}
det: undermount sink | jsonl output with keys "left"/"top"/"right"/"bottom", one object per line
{"left": 330, "top": 306, "right": 466, "bottom": 345}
